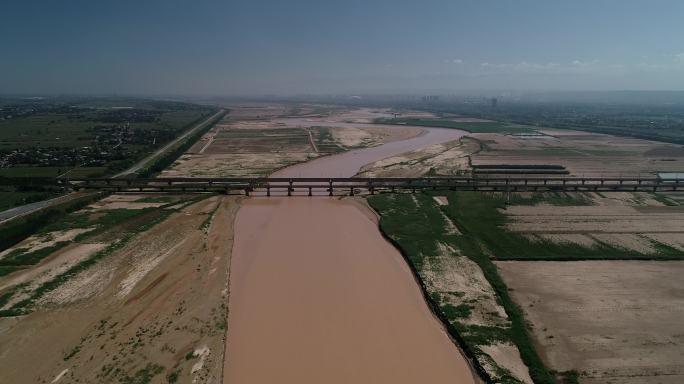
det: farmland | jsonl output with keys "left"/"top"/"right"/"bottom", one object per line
{"left": 498, "top": 260, "right": 684, "bottom": 384}
{"left": 0, "top": 97, "right": 214, "bottom": 177}
{"left": 0, "top": 97, "right": 216, "bottom": 213}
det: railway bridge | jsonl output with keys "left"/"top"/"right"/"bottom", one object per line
{"left": 37, "top": 176, "right": 684, "bottom": 196}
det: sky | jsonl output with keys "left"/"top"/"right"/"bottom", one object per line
{"left": 2, "top": 0, "right": 684, "bottom": 96}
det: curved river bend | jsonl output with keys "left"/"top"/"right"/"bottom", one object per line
{"left": 224, "top": 124, "right": 477, "bottom": 384}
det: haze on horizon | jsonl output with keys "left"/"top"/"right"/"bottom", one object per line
{"left": 2, "top": 0, "right": 684, "bottom": 96}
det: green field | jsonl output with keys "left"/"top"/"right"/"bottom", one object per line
{"left": 0, "top": 166, "right": 108, "bottom": 178}
{"left": 0, "top": 187, "right": 60, "bottom": 212}
{"left": 375, "top": 118, "right": 536, "bottom": 134}
{"left": 0, "top": 97, "right": 214, "bottom": 177}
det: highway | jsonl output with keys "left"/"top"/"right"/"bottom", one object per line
{"left": 0, "top": 194, "right": 77, "bottom": 222}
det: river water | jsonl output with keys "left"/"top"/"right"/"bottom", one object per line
{"left": 224, "top": 123, "right": 476, "bottom": 384}
{"left": 273, "top": 124, "right": 466, "bottom": 178}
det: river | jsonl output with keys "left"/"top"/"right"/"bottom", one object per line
{"left": 224, "top": 122, "right": 477, "bottom": 384}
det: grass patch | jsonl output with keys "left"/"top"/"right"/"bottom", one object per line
{"left": 167, "top": 371, "right": 179, "bottom": 383}
{"left": 0, "top": 265, "right": 24, "bottom": 277}
{"left": 508, "top": 192, "right": 595, "bottom": 206}
{"left": 0, "top": 242, "right": 69, "bottom": 267}
{"left": 651, "top": 193, "right": 680, "bottom": 206}
{"left": 365, "top": 194, "right": 453, "bottom": 270}
{"left": 199, "top": 202, "right": 220, "bottom": 231}
{"left": 135, "top": 196, "right": 176, "bottom": 203}
{"left": 442, "top": 303, "right": 472, "bottom": 320}
{"left": 122, "top": 363, "right": 164, "bottom": 384}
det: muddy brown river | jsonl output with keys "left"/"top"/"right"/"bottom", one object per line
{"left": 273, "top": 124, "right": 466, "bottom": 177}
{"left": 224, "top": 124, "right": 477, "bottom": 383}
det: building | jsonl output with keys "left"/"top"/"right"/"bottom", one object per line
{"left": 421, "top": 95, "right": 440, "bottom": 103}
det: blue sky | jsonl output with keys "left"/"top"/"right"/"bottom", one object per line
{"left": 2, "top": 0, "right": 684, "bottom": 95}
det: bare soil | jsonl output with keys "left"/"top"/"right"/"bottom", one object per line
{"left": 357, "top": 137, "right": 479, "bottom": 177}
{"left": 471, "top": 128, "right": 684, "bottom": 177}
{"left": 0, "top": 196, "right": 239, "bottom": 384}
{"left": 497, "top": 260, "right": 684, "bottom": 384}
{"left": 505, "top": 194, "right": 684, "bottom": 253}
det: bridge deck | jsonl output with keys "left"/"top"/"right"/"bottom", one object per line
{"left": 36, "top": 176, "right": 684, "bottom": 195}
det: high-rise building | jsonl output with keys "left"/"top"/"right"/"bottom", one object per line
{"left": 491, "top": 97, "right": 498, "bottom": 108}
{"left": 421, "top": 95, "right": 440, "bottom": 103}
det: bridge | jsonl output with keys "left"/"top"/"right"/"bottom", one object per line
{"left": 14, "top": 176, "right": 681, "bottom": 196}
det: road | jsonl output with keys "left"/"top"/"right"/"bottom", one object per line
{"left": 0, "top": 109, "right": 225, "bottom": 223}
{"left": 114, "top": 109, "right": 226, "bottom": 177}
{"left": 0, "top": 194, "right": 78, "bottom": 222}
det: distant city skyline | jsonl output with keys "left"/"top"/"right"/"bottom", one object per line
{"left": 2, "top": 0, "right": 684, "bottom": 95}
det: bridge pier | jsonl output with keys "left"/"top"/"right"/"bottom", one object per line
{"left": 308, "top": 187, "right": 312, "bottom": 196}
{"left": 267, "top": 186, "right": 271, "bottom": 197}
{"left": 350, "top": 186, "right": 354, "bottom": 196}
{"left": 329, "top": 180, "right": 333, "bottom": 196}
